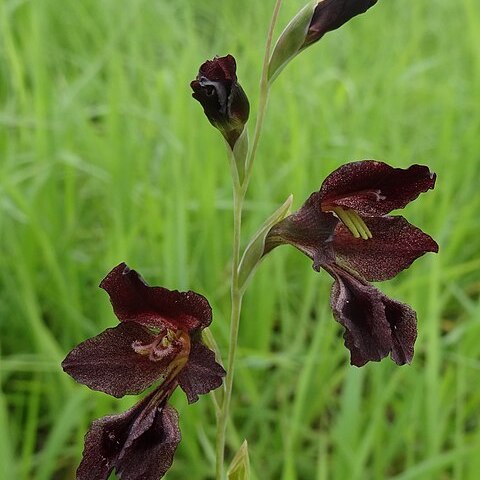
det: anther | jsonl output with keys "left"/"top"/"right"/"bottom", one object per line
{"left": 333, "top": 207, "right": 360, "bottom": 238}
{"left": 333, "top": 207, "right": 372, "bottom": 240}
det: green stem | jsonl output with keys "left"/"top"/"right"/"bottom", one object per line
{"left": 243, "top": 0, "right": 283, "bottom": 193}
{"left": 216, "top": 184, "right": 244, "bottom": 480}
{"left": 215, "top": 2, "right": 283, "bottom": 479}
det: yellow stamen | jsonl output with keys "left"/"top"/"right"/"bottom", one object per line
{"left": 353, "top": 212, "right": 373, "bottom": 239}
{"left": 333, "top": 207, "right": 372, "bottom": 240}
{"left": 333, "top": 207, "right": 360, "bottom": 238}
{"left": 347, "top": 209, "right": 372, "bottom": 240}
{"left": 166, "top": 331, "right": 191, "bottom": 374}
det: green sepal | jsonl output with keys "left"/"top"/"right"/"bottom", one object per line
{"left": 231, "top": 127, "right": 249, "bottom": 185}
{"left": 267, "top": 1, "right": 317, "bottom": 83}
{"left": 238, "top": 194, "right": 293, "bottom": 291}
{"left": 227, "top": 440, "right": 251, "bottom": 480}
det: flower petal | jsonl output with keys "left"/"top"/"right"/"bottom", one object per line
{"left": 383, "top": 296, "right": 417, "bottom": 365}
{"left": 62, "top": 323, "right": 178, "bottom": 397}
{"left": 326, "top": 265, "right": 416, "bottom": 366}
{"left": 319, "top": 161, "right": 436, "bottom": 216}
{"left": 333, "top": 216, "right": 439, "bottom": 281}
{"left": 76, "top": 392, "right": 180, "bottom": 480}
{"left": 76, "top": 391, "right": 156, "bottom": 480}
{"left": 303, "top": 0, "right": 378, "bottom": 48}
{"left": 198, "top": 54, "right": 237, "bottom": 82}
{"left": 115, "top": 404, "right": 181, "bottom": 480}
{"left": 178, "top": 339, "right": 226, "bottom": 404}
{"left": 100, "top": 263, "right": 212, "bottom": 331}
{"left": 264, "top": 195, "right": 339, "bottom": 270}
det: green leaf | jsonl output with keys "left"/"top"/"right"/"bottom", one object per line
{"left": 0, "top": 388, "right": 15, "bottom": 480}
{"left": 268, "top": 1, "right": 317, "bottom": 83}
{"left": 238, "top": 195, "right": 293, "bottom": 291}
{"left": 227, "top": 440, "right": 251, "bottom": 480}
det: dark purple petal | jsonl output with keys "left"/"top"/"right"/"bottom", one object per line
{"left": 383, "top": 296, "right": 417, "bottom": 365}
{"left": 328, "top": 266, "right": 391, "bottom": 366}
{"left": 264, "top": 195, "right": 339, "bottom": 270}
{"left": 62, "top": 322, "right": 180, "bottom": 397}
{"left": 303, "top": 0, "right": 378, "bottom": 48}
{"left": 76, "top": 391, "right": 180, "bottom": 480}
{"left": 319, "top": 161, "right": 436, "bottom": 216}
{"left": 115, "top": 404, "right": 181, "bottom": 480}
{"left": 191, "top": 54, "right": 249, "bottom": 149}
{"left": 178, "top": 339, "right": 226, "bottom": 404}
{"left": 333, "top": 216, "right": 439, "bottom": 281}
{"left": 198, "top": 54, "right": 237, "bottom": 82}
{"left": 100, "top": 263, "right": 212, "bottom": 331}
{"left": 326, "top": 265, "right": 416, "bottom": 366}
{"left": 76, "top": 391, "right": 157, "bottom": 480}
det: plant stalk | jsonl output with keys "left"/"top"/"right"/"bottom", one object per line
{"left": 215, "top": 1, "right": 283, "bottom": 478}
{"left": 243, "top": 0, "right": 282, "bottom": 193}
{"left": 215, "top": 184, "right": 244, "bottom": 480}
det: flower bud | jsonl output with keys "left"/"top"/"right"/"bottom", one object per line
{"left": 191, "top": 54, "right": 250, "bottom": 150}
{"left": 269, "top": 0, "right": 379, "bottom": 82}
{"left": 304, "top": 0, "right": 378, "bottom": 47}
{"left": 228, "top": 440, "right": 251, "bottom": 480}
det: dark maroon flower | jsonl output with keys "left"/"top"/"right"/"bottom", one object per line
{"left": 265, "top": 160, "right": 438, "bottom": 366}
{"left": 303, "top": 0, "right": 379, "bottom": 49}
{"left": 62, "top": 263, "right": 225, "bottom": 479}
{"left": 191, "top": 54, "right": 250, "bottom": 149}
{"left": 76, "top": 387, "right": 180, "bottom": 480}
{"left": 63, "top": 263, "right": 225, "bottom": 400}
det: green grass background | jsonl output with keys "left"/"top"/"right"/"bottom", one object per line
{"left": 1, "top": 0, "right": 480, "bottom": 478}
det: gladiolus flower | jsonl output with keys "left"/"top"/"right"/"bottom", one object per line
{"left": 62, "top": 263, "right": 225, "bottom": 480}
{"left": 264, "top": 160, "right": 438, "bottom": 366}
{"left": 191, "top": 54, "right": 250, "bottom": 149}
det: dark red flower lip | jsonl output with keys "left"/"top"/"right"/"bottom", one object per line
{"left": 76, "top": 388, "right": 181, "bottom": 480}
{"left": 326, "top": 263, "right": 417, "bottom": 367}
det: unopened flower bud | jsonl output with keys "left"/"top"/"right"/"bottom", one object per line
{"left": 269, "top": 0, "right": 379, "bottom": 82}
{"left": 191, "top": 54, "right": 250, "bottom": 150}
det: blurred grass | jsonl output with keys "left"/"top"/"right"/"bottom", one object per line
{"left": 1, "top": 0, "right": 480, "bottom": 478}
